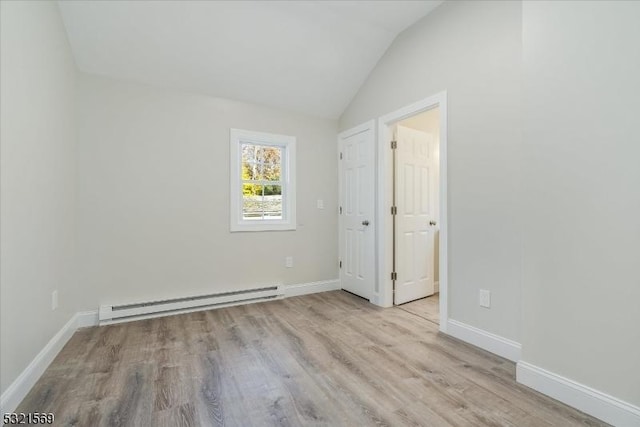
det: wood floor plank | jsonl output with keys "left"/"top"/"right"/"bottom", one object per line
{"left": 398, "top": 294, "right": 440, "bottom": 324}
{"left": 15, "top": 291, "right": 609, "bottom": 426}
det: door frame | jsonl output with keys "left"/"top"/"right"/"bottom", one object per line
{"left": 337, "top": 120, "right": 376, "bottom": 300}
{"left": 377, "top": 92, "right": 448, "bottom": 333}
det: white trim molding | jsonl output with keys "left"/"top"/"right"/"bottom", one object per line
{"left": 517, "top": 361, "right": 640, "bottom": 427}
{"left": 376, "top": 91, "right": 449, "bottom": 333}
{"left": 0, "top": 312, "right": 99, "bottom": 415}
{"left": 447, "top": 319, "right": 521, "bottom": 362}
{"left": 284, "top": 279, "right": 340, "bottom": 298}
{"left": 75, "top": 310, "right": 99, "bottom": 328}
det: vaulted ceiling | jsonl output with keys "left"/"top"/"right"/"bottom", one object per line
{"left": 58, "top": 1, "right": 442, "bottom": 118}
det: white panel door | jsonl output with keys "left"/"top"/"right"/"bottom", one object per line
{"left": 339, "top": 124, "right": 375, "bottom": 300}
{"left": 395, "top": 125, "right": 436, "bottom": 305}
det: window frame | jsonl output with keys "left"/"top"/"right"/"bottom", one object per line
{"left": 229, "top": 128, "right": 296, "bottom": 232}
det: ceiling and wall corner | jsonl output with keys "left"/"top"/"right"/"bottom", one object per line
{"left": 57, "top": 0, "right": 443, "bottom": 119}
{"left": 51, "top": 0, "right": 446, "bottom": 315}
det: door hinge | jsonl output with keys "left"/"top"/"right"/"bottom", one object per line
{"left": 340, "top": 152, "right": 343, "bottom": 160}
{"left": 391, "top": 206, "right": 397, "bottom": 215}
{"left": 391, "top": 272, "right": 397, "bottom": 281}
{"left": 339, "top": 260, "right": 342, "bottom": 268}
{"left": 390, "top": 140, "right": 397, "bottom": 149}
{"left": 339, "top": 206, "right": 342, "bottom": 214}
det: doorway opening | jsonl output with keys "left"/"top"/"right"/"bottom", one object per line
{"left": 393, "top": 108, "right": 441, "bottom": 325}
{"left": 377, "top": 92, "right": 448, "bottom": 333}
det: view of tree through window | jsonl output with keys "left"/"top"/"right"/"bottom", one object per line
{"left": 241, "top": 143, "right": 283, "bottom": 219}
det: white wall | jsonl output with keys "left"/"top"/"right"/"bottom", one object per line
{"left": 341, "top": 0, "right": 522, "bottom": 341}
{"left": 522, "top": 1, "right": 640, "bottom": 406}
{"left": 0, "top": 2, "right": 78, "bottom": 394}
{"left": 75, "top": 75, "right": 338, "bottom": 309}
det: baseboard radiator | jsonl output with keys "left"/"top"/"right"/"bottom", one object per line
{"left": 98, "top": 285, "right": 284, "bottom": 325}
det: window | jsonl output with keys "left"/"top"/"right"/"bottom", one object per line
{"left": 230, "top": 129, "right": 296, "bottom": 232}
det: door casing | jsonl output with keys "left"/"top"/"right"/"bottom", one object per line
{"left": 377, "top": 92, "right": 448, "bottom": 333}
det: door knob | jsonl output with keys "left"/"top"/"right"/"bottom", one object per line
{"left": 362, "top": 220, "right": 370, "bottom": 226}
{"left": 429, "top": 220, "right": 437, "bottom": 226}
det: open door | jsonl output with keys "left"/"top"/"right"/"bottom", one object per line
{"left": 394, "top": 125, "right": 437, "bottom": 304}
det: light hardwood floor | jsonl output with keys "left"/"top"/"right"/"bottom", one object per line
{"left": 398, "top": 293, "right": 440, "bottom": 325}
{"left": 17, "top": 291, "right": 607, "bottom": 426}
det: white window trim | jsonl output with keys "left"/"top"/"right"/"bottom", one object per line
{"left": 229, "top": 128, "right": 296, "bottom": 232}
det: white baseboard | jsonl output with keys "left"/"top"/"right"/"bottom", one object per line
{"left": 75, "top": 310, "right": 99, "bottom": 328}
{"left": 434, "top": 281, "right": 440, "bottom": 293}
{"left": 0, "top": 310, "right": 97, "bottom": 415}
{"left": 283, "top": 279, "right": 340, "bottom": 297}
{"left": 446, "top": 319, "right": 521, "bottom": 362}
{"left": 517, "top": 361, "right": 640, "bottom": 427}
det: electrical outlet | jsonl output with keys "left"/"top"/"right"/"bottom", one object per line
{"left": 317, "top": 199, "right": 324, "bottom": 209}
{"left": 479, "top": 289, "right": 491, "bottom": 308}
{"left": 285, "top": 256, "right": 293, "bottom": 268}
{"left": 52, "top": 290, "right": 59, "bottom": 311}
